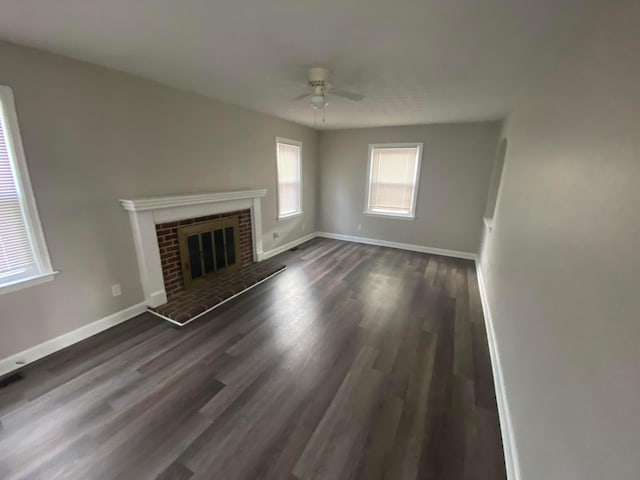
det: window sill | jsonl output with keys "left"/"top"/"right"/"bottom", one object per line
{"left": 278, "top": 211, "right": 303, "bottom": 221}
{"left": 0, "top": 271, "right": 59, "bottom": 296}
{"left": 364, "top": 211, "right": 416, "bottom": 221}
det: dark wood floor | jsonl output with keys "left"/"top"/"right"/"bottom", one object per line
{"left": 0, "top": 238, "right": 506, "bottom": 480}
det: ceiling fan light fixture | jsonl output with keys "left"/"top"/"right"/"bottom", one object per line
{"left": 310, "top": 94, "right": 328, "bottom": 110}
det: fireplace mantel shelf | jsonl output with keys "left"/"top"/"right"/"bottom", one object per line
{"left": 120, "top": 189, "right": 267, "bottom": 212}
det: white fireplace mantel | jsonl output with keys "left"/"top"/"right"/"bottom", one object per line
{"left": 120, "top": 189, "right": 267, "bottom": 307}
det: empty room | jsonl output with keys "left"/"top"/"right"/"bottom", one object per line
{"left": 0, "top": 1, "right": 638, "bottom": 479}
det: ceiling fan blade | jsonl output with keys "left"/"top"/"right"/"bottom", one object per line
{"left": 330, "top": 88, "right": 365, "bottom": 101}
{"left": 292, "top": 92, "right": 311, "bottom": 101}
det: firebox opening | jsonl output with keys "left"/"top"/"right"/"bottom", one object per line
{"left": 177, "top": 217, "right": 241, "bottom": 289}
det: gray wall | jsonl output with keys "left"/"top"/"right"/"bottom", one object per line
{"left": 0, "top": 40, "right": 317, "bottom": 359}
{"left": 317, "top": 123, "right": 501, "bottom": 253}
{"left": 479, "top": 3, "right": 640, "bottom": 479}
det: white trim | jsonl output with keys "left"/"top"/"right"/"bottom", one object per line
{"left": 148, "top": 267, "right": 286, "bottom": 327}
{"left": 251, "top": 196, "right": 265, "bottom": 261}
{"left": 365, "top": 142, "right": 423, "bottom": 219}
{"left": 0, "top": 270, "right": 59, "bottom": 295}
{"left": 316, "top": 231, "right": 477, "bottom": 260}
{"left": 277, "top": 211, "right": 304, "bottom": 221}
{"left": 484, "top": 137, "right": 508, "bottom": 219}
{"left": 363, "top": 211, "right": 415, "bottom": 220}
{"left": 483, "top": 216, "right": 494, "bottom": 232}
{"left": 0, "top": 302, "right": 147, "bottom": 378}
{"left": 257, "top": 232, "right": 317, "bottom": 261}
{"left": 275, "top": 137, "right": 302, "bottom": 146}
{"left": 475, "top": 261, "right": 521, "bottom": 480}
{"left": 275, "top": 137, "right": 303, "bottom": 220}
{"left": 119, "top": 189, "right": 267, "bottom": 212}
{"left": 0, "top": 85, "right": 56, "bottom": 287}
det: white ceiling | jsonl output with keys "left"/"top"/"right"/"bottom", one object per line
{"left": 0, "top": 0, "right": 599, "bottom": 129}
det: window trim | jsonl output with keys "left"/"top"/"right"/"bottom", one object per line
{"left": 484, "top": 137, "right": 508, "bottom": 223}
{"left": 0, "top": 85, "right": 57, "bottom": 295}
{"left": 275, "top": 136, "right": 303, "bottom": 220}
{"left": 364, "top": 142, "right": 424, "bottom": 220}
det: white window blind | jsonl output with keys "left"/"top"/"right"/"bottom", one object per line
{"left": 366, "top": 144, "right": 423, "bottom": 218}
{"left": 0, "top": 85, "right": 55, "bottom": 292}
{"left": 276, "top": 139, "right": 302, "bottom": 218}
{"left": 0, "top": 102, "right": 35, "bottom": 279}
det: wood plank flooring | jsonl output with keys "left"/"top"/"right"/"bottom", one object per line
{"left": 0, "top": 238, "right": 506, "bottom": 479}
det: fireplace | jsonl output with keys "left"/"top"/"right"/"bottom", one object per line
{"left": 120, "top": 190, "right": 267, "bottom": 307}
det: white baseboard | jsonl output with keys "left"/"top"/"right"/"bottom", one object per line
{"left": 0, "top": 302, "right": 147, "bottom": 378}
{"left": 257, "top": 232, "right": 318, "bottom": 261}
{"left": 475, "top": 261, "right": 521, "bottom": 480}
{"left": 316, "top": 231, "right": 477, "bottom": 260}
{"left": 259, "top": 231, "right": 477, "bottom": 261}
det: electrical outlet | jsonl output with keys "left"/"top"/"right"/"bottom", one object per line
{"left": 273, "top": 232, "right": 279, "bottom": 240}
{"left": 357, "top": 224, "right": 362, "bottom": 231}
{"left": 111, "top": 284, "right": 122, "bottom": 297}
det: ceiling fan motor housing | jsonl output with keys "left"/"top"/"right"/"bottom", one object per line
{"left": 308, "top": 67, "right": 331, "bottom": 82}
{"left": 300, "top": 66, "right": 363, "bottom": 110}
{"left": 308, "top": 67, "right": 331, "bottom": 94}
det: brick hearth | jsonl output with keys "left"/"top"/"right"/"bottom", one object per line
{"left": 149, "top": 260, "right": 286, "bottom": 325}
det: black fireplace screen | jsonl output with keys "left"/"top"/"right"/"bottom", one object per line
{"left": 177, "top": 217, "right": 241, "bottom": 288}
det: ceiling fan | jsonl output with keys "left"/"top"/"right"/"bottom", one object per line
{"left": 293, "top": 67, "right": 365, "bottom": 111}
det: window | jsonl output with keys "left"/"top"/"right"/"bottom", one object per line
{"left": 0, "top": 85, "right": 56, "bottom": 294}
{"left": 276, "top": 137, "right": 302, "bottom": 219}
{"left": 365, "top": 143, "right": 423, "bottom": 219}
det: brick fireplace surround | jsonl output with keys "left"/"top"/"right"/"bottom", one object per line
{"left": 156, "top": 209, "right": 253, "bottom": 298}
